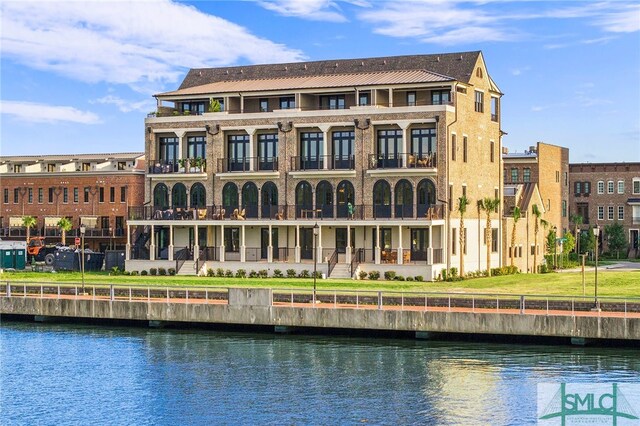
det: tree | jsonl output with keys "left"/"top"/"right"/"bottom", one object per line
{"left": 510, "top": 206, "right": 521, "bottom": 268}
{"left": 22, "top": 215, "right": 37, "bottom": 243}
{"left": 563, "top": 232, "right": 575, "bottom": 255}
{"left": 478, "top": 197, "right": 500, "bottom": 276}
{"left": 457, "top": 195, "right": 470, "bottom": 277}
{"left": 570, "top": 214, "right": 583, "bottom": 254}
{"left": 208, "top": 98, "right": 221, "bottom": 112}
{"left": 605, "top": 222, "right": 627, "bottom": 259}
{"left": 580, "top": 226, "right": 596, "bottom": 255}
{"left": 531, "top": 204, "right": 549, "bottom": 273}
{"left": 57, "top": 217, "right": 73, "bottom": 246}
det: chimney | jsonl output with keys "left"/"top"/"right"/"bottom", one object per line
{"left": 502, "top": 147, "right": 509, "bottom": 154}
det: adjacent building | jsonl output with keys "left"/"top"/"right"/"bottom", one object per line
{"left": 0, "top": 153, "right": 145, "bottom": 251}
{"left": 569, "top": 162, "right": 640, "bottom": 257}
{"left": 127, "top": 51, "right": 504, "bottom": 278}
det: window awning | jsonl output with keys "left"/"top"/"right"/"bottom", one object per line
{"left": 9, "top": 216, "right": 24, "bottom": 227}
{"left": 44, "top": 216, "right": 62, "bottom": 227}
{"left": 80, "top": 216, "right": 98, "bottom": 228}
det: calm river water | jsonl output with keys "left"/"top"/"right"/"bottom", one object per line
{"left": 1, "top": 320, "right": 638, "bottom": 425}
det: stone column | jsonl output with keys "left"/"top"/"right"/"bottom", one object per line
{"left": 150, "top": 225, "right": 155, "bottom": 261}
{"left": 295, "top": 224, "right": 301, "bottom": 263}
{"left": 168, "top": 224, "right": 174, "bottom": 261}
{"left": 319, "top": 124, "right": 331, "bottom": 170}
{"left": 397, "top": 225, "right": 403, "bottom": 265}
{"left": 428, "top": 226, "right": 433, "bottom": 265}
{"left": 240, "top": 225, "right": 246, "bottom": 262}
{"left": 220, "top": 224, "right": 225, "bottom": 262}
{"left": 317, "top": 225, "right": 323, "bottom": 263}
{"left": 125, "top": 224, "right": 131, "bottom": 260}
{"left": 375, "top": 225, "right": 381, "bottom": 264}
{"left": 345, "top": 224, "right": 352, "bottom": 264}
{"left": 193, "top": 225, "right": 199, "bottom": 261}
{"left": 247, "top": 127, "right": 257, "bottom": 172}
{"left": 267, "top": 224, "right": 273, "bottom": 263}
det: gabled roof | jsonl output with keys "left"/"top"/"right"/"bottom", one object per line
{"left": 178, "top": 51, "right": 482, "bottom": 91}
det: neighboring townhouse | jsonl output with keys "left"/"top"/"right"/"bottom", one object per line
{"left": 503, "top": 142, "right": 570, "bottom": 235}
{"left": 569, "top": 162, "right": 640, "bottom": 258}
{"left": 0, "top": 153, "right": 145, "bottom": 252}
{"left": 501, "top": 183, "right": 547, "bottom": 273}
{"left": 127, "top": 51, "right": 504, "bottom": 279}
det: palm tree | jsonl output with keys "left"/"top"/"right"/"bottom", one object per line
{"left": 478, "top": 197, "right": 500, "bottom": 276}
{"left": 570, "top": 214, "right": 583, "bottom": 254}
{"left": 57, "top": 217, "right": 73, "bottom": 246}
{"left": 457, "top": 195, "right": 469, "bottom": 277}
{"left": 510, "top": 206, "right": 521, "bottom": 268}
{"left": 531, "top": 204, "right": 550, "bottom": 273}
{"left": 22, "top": 215, "right": 37, "bottom": 244}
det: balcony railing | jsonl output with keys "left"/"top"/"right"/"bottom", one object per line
{"left": 148, "top": 159, "right": 207, "bottom": 174}
{"left": 368, "top": 153, "right": 437, "bottom": 169}
{"left": 129, "top": 203, "right": 445, "bottom": 222}
{"left": 290, "top": 155, "right": 355, "bottom": 171}
{"left": 216, "top": 157, "right": 278, "bottom": 173}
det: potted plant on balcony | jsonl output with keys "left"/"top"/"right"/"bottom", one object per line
{"left": 191, "top": 157, "right": 203, "bottom": 173}
{"left": 178, "top": 158, "right": 189, "bottom": 173}
{"left": 208, "top": 98, "right": 221, "bottom": 113}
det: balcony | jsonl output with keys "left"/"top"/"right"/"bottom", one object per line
{"left": 216, "top": 157, "right": 278, "bottom": 173}
{"left": 368, "top": 153, "right": 437, "bottom": 170}
{"left": 148, "top": 159, "right": 207, "bottom": 175}
{"left": 290, "top": 155, "right": 355, "bottom": 171}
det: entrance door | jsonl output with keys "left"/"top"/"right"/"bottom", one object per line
{"left": 411, "top": 229, "right": 428, "bottom": 261}
{"left": 631, "top": 230, "right": 639, "bottom": 250}
{"left": 336, "top": 228, "right": 356, "bottom": 254}
{"left": 261, "top": 228, "right": 279, "bottom": 259}
{"left": 300, "top": 228, "right": 314, "bottom": 260}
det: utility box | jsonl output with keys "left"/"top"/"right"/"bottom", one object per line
{"left": 14, "top": 249, "right": 26, "bottom": 270}
{"left": 1, "top": 249, "right": 14, "bottom": 269}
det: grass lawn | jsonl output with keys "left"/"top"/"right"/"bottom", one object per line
{"left": 1, "top": 270, "right": 639, "bottom": 298}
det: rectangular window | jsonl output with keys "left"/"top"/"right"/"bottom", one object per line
{"left": 159, "top": 137, "right": 179, "bottom": 163}
{"left": 490, "top": 97, "right": 498, "bottom": 121}
{"left": 48, "top": 187, "right": 54, "bottom": 203}
{"left": 474, "top": 90, "right": 484, "bottom": 112}
{"left": 597, "top": 181, "right": 604, "bottom": 194}
{"left": 584, "top": 181, "right": 591, "bottom": 194}
{"left": 358, "top": 91, "right": 370, "bottom": 106}
{"left": 564, "top": 172, "right": 568, "bottom": 186}
{"left": 332, "top": 131, "right": 355, "bottom": 170}
{"left": 531, "top": 245, "right": 536, "bottom": 256}
{"left": 575, "top": 182, "right": 582, "bottom": 194}
{"left": 490, "top": 141, "right": 495, "bottom": 162}
{"left": 608, "top": 206, "right": 614, "bottom": 220}
{"left": 47, "top": 164, "right": 56, "bottom": 172}
{"left": 511, "top": 168, "right": 518, "bottom": 183}
{"left": 320, "top": 94, "right": 345, "bottom": 110}
{"left": 110, "top": 187, "right": 115, "bottom": 203}
{"left": 84, "top": 187, "right": 90, "bottom": 203}
{"left": 608, "top": 181, "right": 614, "bottom": 194}
{"left": 463, "top": 136, "right": 468, "bottom": 163}
{"left": 279, "top": 96, "right": 295, "bottom": 109}
{"left": 598, "top": 206, "right": 604, "bottom": 220}
{"left": 451, "top": 135, "right": 456, "bottom": 161}
{"left": 618, "top": 180, "right": 624, "bottom": 194}
{"left": 38, "top": 188, "right": 43, "bottom": 204}
{"left": 181, "top": 101, "right": 206, "bottom": 114}
{"left": 74, "top": 188, "right": 79, "bottom": 203}
{"left": 376, "top": 129, "right": 402, "bottom": 168}
{"left": 618, "top": 206, "right": 624, "bottom": 220}
{"left": 28, "top": 188, "right": 33, "bottom": 204}
{"left": 491, "top": 228, "right": 498, "bottom": 253}
{"left": 259, "top": 98, "right": 269, "bottom": 112}
{"left": 3, "top": 188, "right": 8, "bottom": 204}
{"left": 633, "top": 179, "right": 640, "bottom": 194}
{"left": 14, "top": 165, "right": 21, "bottom": 173}
{"left": 462, "top": 185, "right": 467, "bottom": 198}
{"left": 187, "top": 136, "right": 206, "bottom": 159}
{"left": 300, "top": 132, "right": 325, "bottom": 170}
{"left": 224, "top": 227, "right": 240, "bottom": 252}
{"left": 99, "top": 187, "right": 104, "bottom": 203}
{"left": 82, "top": 162, "right": 90, "bottom": 171}
{"left": 555, "top": 171, "right": 560, "bottom": 183}
{"left": 227, "top": 134, "right": 250, "bottom": 172}
{"left": 13, "top": 188, "right": 19, "bottom": 203}
{"left": 258, "top": 133, "right": 279, "bottom": 171}
{"left": 406, "top": 91, "right": 416, "bottom": 107}
{"left": 452, "top": 228, "right": 457, "bottom": 255}
{"left": 63, "top": 188, "right": 68, "bottom": 203}
{"left": 523, "top": 168, "right": 531, "bottom": 183}
{"left": 117, "top": 162, "right": 126, "bottom": 170}
{"left": 120, "top": 187, "right": 126, "bottom": 203}
{"left": 448, "top": 184, "right": 453, "bottom": 212}
{"left": 431, "top": 90, "right": 450, "bottom": 105}
{"left": 562, "top": 200, "right": 567, "bottom": 218}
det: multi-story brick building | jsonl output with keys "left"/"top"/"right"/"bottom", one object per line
{"left": 0, "top": 153, "right": 145, "bottom": 251}
{"left": 128, "top": 51, "right": 504, "bottom": 278}
{"left": 569, "top": 162, "right": 640, "bottom": 258}
{"left": 503, "top": 142, "right": 569, "bottom": 236}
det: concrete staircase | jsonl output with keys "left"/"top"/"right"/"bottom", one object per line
{"left": 177, "top": 260, "right": 197, "bottom": 276}
{"left": 329, "top": 263, "right": 352, "bottom": 279}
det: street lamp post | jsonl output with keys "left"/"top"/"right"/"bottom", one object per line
{"left": 80, "top": 225, "right": 86, "bottom": 295}
{"left": 592, "top": 224, "right": 600, "bottom": 311}
{"left": 313, "top": 223, "right": 319, "bottom": 304}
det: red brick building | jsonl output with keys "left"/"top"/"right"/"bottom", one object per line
{"left": 0, "top": 153, "right": 145, "bottom": 251}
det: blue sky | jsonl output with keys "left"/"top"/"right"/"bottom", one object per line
{"left": 1, "top": 0, "right": 638, "bottom": 162}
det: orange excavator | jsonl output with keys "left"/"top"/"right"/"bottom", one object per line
{"left": 26, "top": 237, "right": 60, "bottom": 265}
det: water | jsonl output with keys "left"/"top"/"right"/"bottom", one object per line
{"left": 1, "top": 321, "right": 638, "bottom": 425}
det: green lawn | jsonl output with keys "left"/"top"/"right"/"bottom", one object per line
{"left": 1, "top": 270, "right": 639, "bottom": 298}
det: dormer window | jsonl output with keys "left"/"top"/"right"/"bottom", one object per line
{"left": 320, "top": 95, "right": 345, "bottom": 110}
{"left": 118, "top": 162, "right": 126, "bottom": 170}
{"left": 14, "top": 165, "right": 21, "bottom": 173}
{"left": 259, "top": 98, "right": 269, "bottom": 112}
{"left": 279, "top": 96, "right": 295, "bottom": 109}
{"left": 47, "top": 164, "right": 56, "bottom": 172}
{"left": 431, "top": 90, "right": 450, "bottom": 105}
{"left": 406, "top": 91, "right": 416, "bottom": 107}
{"left": 358, "top": 91, "right": 370, "bottom": 106}
{"left": 82, "top": 163, "right": 91, "bottom": 171}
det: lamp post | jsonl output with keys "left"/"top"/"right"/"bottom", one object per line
{"left": 592, "top": 224, "right": 600, "bottom": 311}
{"left": 80, "top": 225, "right": 86, "bottom": 295}
{"left": 313, "top": 222, "right": 319, "bottom": 303}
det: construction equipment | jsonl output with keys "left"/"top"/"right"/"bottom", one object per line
{"left": 26, "top": 237, "right": 60, "bottom": 265}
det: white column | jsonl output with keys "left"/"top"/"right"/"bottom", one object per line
{"left": 220, "top": 224, "right": 225, "bottom": 262}
{"left": 427, "top": 226, "right": 433, "bottom": 265}
{"left": 125, "top": 224, "right": 131, "bottom": 260}
{"left": 240, "top": 225, "right": 246, "bottom": 262}
{"left": 168, "top": 224, "right": 174, "bottom": 261}
{"left": 193, "top": 225, "right": 199, "bottom": 261}
{"left": 295, "top": 224, "right": 301, "bottom": 263}
{"left": 397, "top": 225, "right": 403, "bottom": 265}
{"left": 345, "top": 224, "right": 352, "bottom": 264}
{"left": 247, "top": 128, "right": 257, "bottom": 172}
{"left": 399, "top": 121, "right": 411, "bottom": 168}
{"left": 375, "top": 225, "right": 381, "bottom": 264}
{"left": 175, "top": 130, "right": 186, "bottom": 161}
{"left": 317, "top": 225, "right": 323, "bottom": 262}
{"left": 388, "top": 88, "right": 393, "bottom": 107}
{"left": 267, "top": 224, "right": 273, "bottom": 263}
{"left": 150, "top": 225, "right": 155, "bottom": 261}
{"left": 319, "top": 124, "right": 331, "bottom": 170}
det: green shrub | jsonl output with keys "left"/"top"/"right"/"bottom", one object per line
{"left": 358, "top": 270, "right": 368, "bottom": 280}
{"left": 123, "top": 270, "right": 131, "bottom": 276}
{"left": 168, "top": 268, "right": 176, "bottom": 276}
{"left": 249, "top": 270, "right": 258, "bottom": 278}
{"left": 259, "top": 270, "right": 268, "bottom": 278}
{"left": 158, "top": 267, "right": 167, "bottom": 276}
{"left": 110, "top": 266, "right": 120, "bottom": 276}
{"left": 225, "top": 269, "right": 233, "bottom": 277}
{"left": 442, "top": 269, "right": 448, "bottom": 281}
{"left": 384, "top": 271, "right": 396, "bottom": 281}
{"left": 207, "top": 268, "right": 215, "bottom": 277}
{"left": 368, "top": 270, "right": 380, "bottom": 280}
{"left": 150, "top": 268, "right": 157, "bottom": 276}
{"left": 299, "top": 270, "right": 310, "bottom": 278}
{"left": 287, "top": 269, "right": 297, "bottom": 278}
{"left": 393, "top": 275, "right": 405, "bottom": 281}
{"left": 414, "top": 275, "right": 424, "bottom": 282}
{"left": 236, "top": 269, "right": 246, "bottom": 278}
{"left": 406, "top": 276, "right": 414, "bottom": 282}
{"left": 449, "top": 267, "right": 458, "bottom": 278}
{"left": 130, "top": 270, "right": 138, "bottom": 276}
{"left": 140, "top": 270, "right": 148, "bottom": 276}
{"left": 313, "top": 271, "right": 322, "bottom": 278}
{"left": 216, "top": 268, "right": 225, "bottom": 277}
{"left": 273, "top": 269, "right": 283, "bottom": 278}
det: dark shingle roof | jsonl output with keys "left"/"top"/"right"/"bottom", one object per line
{"left": 178, "top": 51, "right": 482, "bottom": 90}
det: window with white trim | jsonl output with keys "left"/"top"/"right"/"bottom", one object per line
{"left": 608, "top": 205, "right": 614, "bottom": 220}
{"left": 618, "top": 206, "right": 624, "bottom": 220}
{"left": 598, "top": 206, "right": 604, "bottom": 220}
{"left": 634, "top": 178, "right": 640, "bottom": 194}
{"left": 608, "top": 181, "right": 614, "bottom": 194}
{"left": 597, "top": 181, "right": 604, "bottom": 194}
{"left": 618, "top": 180, "right": 625, "bottom": 194}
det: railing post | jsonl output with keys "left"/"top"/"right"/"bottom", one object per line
{"left": 167, "top": 288, "right": 169, "bottom": 303}
{"left": 496, "top": 297, "right": 499, "bottom": 312}
{"left": 571, "top": 299, "right": 574, "bottom": 317}
{"left": 129, "top": 287, "right": 132, "bottom": 302}
{"left": 546, "top": 298, "right": 549, "bottom": 316}
{"left": 519, "top": 296, "right": 524, "bottom": 315}
{"left": 378, "top": 291, "right": 382, "bottom": 310}
{"left": 472, "top": 296, "right": 475, "bottom": 313}
{"left": 110, "top": 285, "right": 114, "bottom": 302}
{"left": 401, "top": 293, "right": 404, "bottom": 310}
{"left": 148, "top": 288, "right": 150, "bottom": 303}
{"left": 92, "top": 286, "right": 95, "bottom": 301}
{"left": 334, "top": 290, "right": 337, "bottom": 309}
{"left": 205, "top": 289, "right": 208, "bottom": 303}
{"left": 40, "top": 284, "right": 43, "bottom": 298}
{"left": 6, "top": 282, "right": 10, "bottom": 298}
{"left": 356, "top": 293, "right": 359, "bottom": 309}
{"left": 448, "top": 296, "right": 451, "bottom": 312}
{"left": 24, "top": 284, "right": 27, "bottom": 298}
{"left": 625, "top": 300, "right": 627, "bottom": 319}
{"left": 186, "top": 289, "right": 189, "bottom": 303}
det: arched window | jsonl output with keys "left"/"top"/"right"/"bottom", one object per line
{"left": 295, "top": 181, "right": 312, "bottom": 218}
{"left": 171, "top": 183, "right": 187, "bottom": 209}
{"left": 373, "top": 180, "right": 391, "bottom": 218}
{"left": 153, "top": 183, "right": 169, "bottom": 210}
{"left": 261, "top": 181, "right": 278, "bottom": 219}
{"left": 190, "top": 183, "right": 206, "bottom": 208}
{"left": 476, "top": 67, "right": 483, "bottom": 78}
{"left": 222, "top": 182, "right": 238, "bottom": 218}
{"left": 316, "top": 180, "right": 333, "bottom": 218}
{"left": 417, "top": 179, "right": 436, "bottom": 217}
{"left": 242, "top": 182, "right": 258, "bottom": 219}
{"left": 337, "top": 180, "right": 355, "bottom": 218}
{"left": 395, "top": 179, "right": 413, "bottom": 218}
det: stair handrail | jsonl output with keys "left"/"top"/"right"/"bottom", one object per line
{"left": 327, "top": 249, "right": 338, "bottom": 277}
{"left": 349, "top": 248, "right": 364, "bottom": 277}
{"left": 175, "top": 247, "right": 188, "bottom": 272}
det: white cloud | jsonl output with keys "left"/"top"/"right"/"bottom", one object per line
{"left": 595, "top": 4, "right": 640, "bottom": 33}
{"left": 510, "top": 66, "right": 531, "bottom": 76}
{"left": 0, "top": 101, "right": 101, "bottom": 124}
{"left": 0, "top": 1, "right": 305, "bottom": 91}
{"left": 92, "top": 95, "right": 156, "bottom": 113}
{"left": 258, "top": 0, "right": 348, "bottom": 22}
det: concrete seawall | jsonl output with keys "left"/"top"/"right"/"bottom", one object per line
{"left": 2, "top": 288, "right": 638, "bottom": 341}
